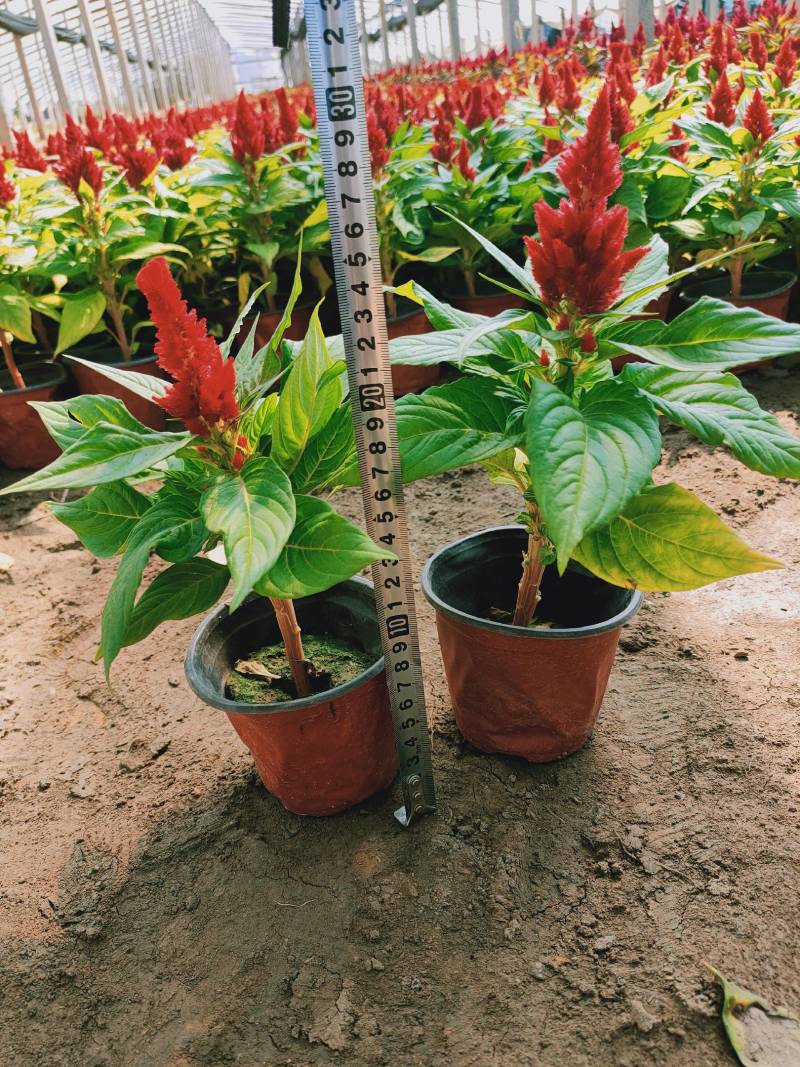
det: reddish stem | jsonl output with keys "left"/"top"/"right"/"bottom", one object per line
{"left": 1, "top": 333, "right": 26, "bottom": 390}
{"left": 271, "top": 597, "right": 312, "bottom": 698}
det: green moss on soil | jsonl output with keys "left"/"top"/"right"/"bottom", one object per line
{"left": 227, "top": 633, "right": 374, "bottom": 705}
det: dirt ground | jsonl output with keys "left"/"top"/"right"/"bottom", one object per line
{"left": 1, "top": 371, "right": 799, "bottom": 1067}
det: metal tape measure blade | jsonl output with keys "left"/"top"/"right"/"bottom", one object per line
{"left": 305, "top": 0, "right": 436, "bottom": 824}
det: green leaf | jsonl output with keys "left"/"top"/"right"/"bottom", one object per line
{"left": 65, "top": 394, "right": 150, "bottom": 432}
{"left": 573, "top": 483, "right": 782, "bottom": 592}
{"left": 395, "top": 377, "right": 522, "bottom": 483}
{"left": 622, "top": 363, "right": 800, "bottom": 478}
{"left": 396, "top": 245, "right": 459, "bottom": 264}
{"left": 200, "top": 457, "right": 295, "bottom": 611}
{"left": 49, "top": 482, "right": 152, "bottom": 557}
{"left": 64, "top": 355, "right": 170, "bottom": 403}
{"left": 255, "top": 495, "right": 393, "bottom": 599}
{"left": 100, "top": 495, "right": 202, "bottom": 674}
{"left": 412, "top": 283, "right": 485, "bottom": 330}
{"left": 55, "top": 290, "right": 107, "bottom": 355}
{"left": 527, "top": 379, "right": 662, "bottom": 571}
{"left": 291, "top": 403, "right": 356, "bottom": 493}
{"left": 614, "top": 234, "right": 670, "bottom": 313}
{"left": 271, "top": 310, "right": 340, "bottom": 472}
{"left": 611, "top": 297, "right": 800, "bottom": 370}
{"left": 0, "top": 283, "right": 35, "bottom": 344}
{"left": 706, "top": 964, "right": 800, "bottom": 1067}
{"left": 123, "top": 559, "right": 229, "bottom": 647}
{"left": 0, "top": 424, "right": 191, "bottom": 495}
{"left": 29, "top": 401, "right": 87, "bottom": 450}
{"left": 645, "top": 174, "right": 691, "bottom": 222}
{"left": 437, "top": 209, "right": 539, "bottom": 298}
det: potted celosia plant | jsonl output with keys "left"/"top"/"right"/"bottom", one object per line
{"left": 388, "top": 86, "right": 800, "bottom": 761}
{"left": 2, "top": 258, "right": 397, "bottom": 816}
{"left": 675, "top": 81, "right": 799, "bottom": 320}
{"left": 0, "top": 170, "right": 66, "bottom": 469}
{"left": 40, "top": 119, "right": 189, "bottom": 427}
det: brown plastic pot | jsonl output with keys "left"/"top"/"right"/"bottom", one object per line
{"left": 678, "top": 269, "right": 796, "bottom": 320}
{"left": 448, "top": 291, "right": 528, "bottom": 317}
{"left": 68, "top": 351, "right": 166, "bottom": 430}
{"left": 678, "top": 270, "right": 797, "bottom": 372}
{"left": 387, "top": 307, "right": 440, "bottom": 395}
{"left": 184, "top": 578, "right": 398, "bottom": 816}
{"left": 422, "top": 527, "right": 642, "bottom": 762}
{"left": 0, "top": 362, "right": 67, "bottom": 470}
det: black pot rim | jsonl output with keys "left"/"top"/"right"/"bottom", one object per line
{"left": 679, "top": 268, "right": 797, "bottom": 303}
{"left": 0, "top": 361, "right": 67, "bottom": 397}
{"left": 422, "top": 525, "right": 643, "bottom": 640}
{"left": 184, "top": 576, "right": 386, "bottom": 716}
{"left": 64, "top": 351, "right": 157, "bottom": 370}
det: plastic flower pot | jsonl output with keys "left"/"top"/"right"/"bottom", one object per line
{"left": 387, "top": 307, "right": 440, "bottom": 395}
{"left": 678, "top": 270, "right": 797, "bottom": 372}
{"left": 422, "top": 527, "right": 642, "bottom": 762}
{"left": 448, "top": 291, "right": 528, "bottom": 317}
{"left": 0, "top": 362, "right": 67, "bottom": 470}
{"left": 678, "top": 270, "right": 796, "bottom": 319}
{"left": 67, "top": 351, "right": 166, "bottom": 430}
{"left": 185, "top": 578, "right": 398, "bottom": 816}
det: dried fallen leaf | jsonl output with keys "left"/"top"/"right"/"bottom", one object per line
{"left": 707, "top": 964, "right": 800, "bottom": 1067}
{"left": 234, "top": 659, "right": 282, "bottom": 681}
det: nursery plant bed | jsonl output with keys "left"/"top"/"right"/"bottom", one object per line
{"left": 678, "top": 270, "right": 797, "bottom": 321}
{"left": 423, "top": 526, "right": 641, "bottom": 761}
{"left": 185, "top": 580, "right": 397, "bottom": 816}
{"left": 66, "top": 351, "right": 166, "bottom": 430}
{"left": 0, "top": 363, "right": 67, "bottom": 469}
{"left": 1, "top": 378, "right": 799, "bottom": 1065}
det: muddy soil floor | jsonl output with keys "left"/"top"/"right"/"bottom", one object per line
{"left": 1, "top": 372, "right": 799, "bottom": 1067}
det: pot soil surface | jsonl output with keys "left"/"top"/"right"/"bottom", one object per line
{"left": 228, "top": 634, "right": 374, "bottom": 704}
{"left": 1, "top": 374, "right": 799, "bottom": 1066}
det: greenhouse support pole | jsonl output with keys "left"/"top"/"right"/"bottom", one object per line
{"left": 164, "top": 0, "right": 189, "bottom": 105}
{"left": 123, "top": 0, "right": 157, "bottom": 112}
{"left": 571, "top": 0, "right": 578, "bottom": 22}
{"left": 502, "top": 0, "right": 522, "bottom": 52}
{"left": 707, "top": 0, "right": 720, "bottom": 19}
{"left": 358, "top": 0, "right": 371, "bottom": 75}
{"left": 104, "top": 0, "right": 139, "bottom": 115}
{"left": 405, "top": 0, "right": 420, "bottom": 66}
{"left": 31, "top": 0, "right": 71, "bottom": 120}
{"left": 447, "top": 0, "right": 461, "bottom": 59}
{"left": 0, "top": 87, "right": 11, "bottom": 149}
{"left": 531, "top": 0, "right": 541, "bottom": 44}
{"left": 141, "top": 0, "right": 169, "bottom": 110}
{"left": 77, "top": 0, "right": 114, "bottom": 114}
{"left": 157, "top": 0, "right": 183, "bottom": 104}
{"left": 378, "top": 0, "right": 390, "bottom": 69}
{"left": 13, "top": 35, "right": 45, "bottom": 139}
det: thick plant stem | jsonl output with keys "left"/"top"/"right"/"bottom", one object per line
{"left": 1, "top": 333, "right": 26, "bottom": 390}
{"left": 101, "top": 278, "right": 132, "bottom": 361}
{"left": 729, "top": 253, "right": 744, "bottom": 300}
{"left": 464, "top": 266, "right": 477, "bottom": 299}
{"left": 31, "top": 311, "right": 51, "bottom": 354}
{"left": 271, "top": 597, "right": 312, "bottom": 698}
{"left": 513, "top": 519, "right": 547, "bottom": 628}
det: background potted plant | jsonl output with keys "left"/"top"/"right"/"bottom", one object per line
{"left": 2, "top": 258, "right": 397, "bottom": 816}
{"left": 676, "top": 82, "right": 799, "bottom": 321}
{"left": 386, "top": 86, "right": 800, "bottom": 761}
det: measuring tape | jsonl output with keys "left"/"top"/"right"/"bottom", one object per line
{"left": 305, "top": 0, "right": 436, "bottom": 826}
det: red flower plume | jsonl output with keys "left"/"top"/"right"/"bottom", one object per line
{"left": 538, "top": 66, "right": 557, "bottom": 107}
{"left": 0, "top": 169, "right": 16, "bottom": 207}
{"left": 557, "top": 64, "right": 581, "bottom": 112}
{"left": 646, "top": 46, "right": 668, "bottom": 85}
{"left": 749, "top": 31, "right": 768, "bottom": 70}
{"left": 367, "top": 116, "right": 390, "bottom": 177}
{"left": 557, "top": 84, "right": 623, "bottom": 208}
{"left": 455, "top": 139, "right": 476, "bottom": 181}
{"left": 275, "top": 87, "right": 299, "bottom": 143}
{"left": 743, "top": 88, "right": 775, "bottom": 144}
{"left": 431, "top": 108, "right": 455, "bottom": 164}
{"left": 230, "top": 91, "right": 265, "bottom": 165}
{"left": 525, "top": 85, "right": 647, "bottom": 316}
{"left": 775, "top": 37, "right": 797, "bottom": 88}
{"left": 11, "top": 130, "right": 47, "bottom": 172}
{"left": 55, "top": 144, "right": 104, "bottom": 199}
{"left": 669, "top": 123, "right": 689, "bottom": 161}
{"left": 136, "top": 257, "right": 239, "bottom": 437}
{"left": 706, "top": 70, "right": 736, "bottom": 125}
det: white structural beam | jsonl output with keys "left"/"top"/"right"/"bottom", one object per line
{"left": 447, "top": 0, "right": 461, "bottom": 59}
{"left": 103, "top": 0, "right": 138, "bottom": 115}
{"left": 141, "top": 0, "right": 170, "bottom": 110}
{"left": 123, "top": 0, "right": 157, "bottom": 111}
{"left": 502, "top": 0, "right": 522, "bottom": 51}
{"left": 77, "top": 0, "right": 114, "bottom": 114}
{"left": 405, "top": 0, "right": 420, "bottom": 65}
{"left": 13, "top": 35, "right": 45, "bottom": 139}
{"left": 31, "top": 0, "right": 71, "bottom": 119}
